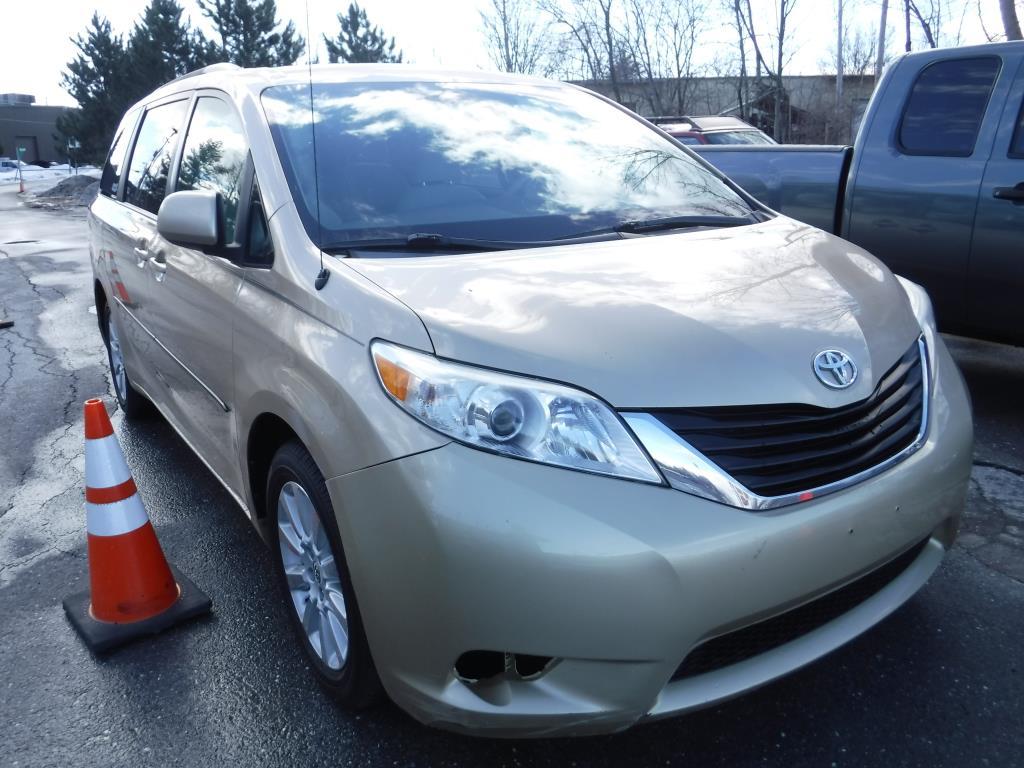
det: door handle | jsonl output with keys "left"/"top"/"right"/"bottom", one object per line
{"left": 150, "top": 250, "right": 167, "bottom": 282}
{"left": 992, "top": 183, "right": 1024, "bottom": 202}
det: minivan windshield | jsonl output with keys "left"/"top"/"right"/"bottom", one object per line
{"left": 262, "top": 80, "right": 755, "bottom": 248}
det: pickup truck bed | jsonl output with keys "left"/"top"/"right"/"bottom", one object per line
{"left": 693, "top": 145, "right": 852, "bottom": 235}
{"left": 692, "top": 40, "right": 1024, "bottom": 346}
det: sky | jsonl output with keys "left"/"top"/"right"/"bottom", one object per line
{"left": 0, "top": 0, "right": 1010, "bottom": 108}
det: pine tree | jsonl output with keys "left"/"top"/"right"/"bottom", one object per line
{"left": 198, "top": 0, "right": 305, "bottom": 67}
{"left": 57, "top": 14, "right": 133, "bottom": 163}
{"left": 127, "top": 0, "right": 221, "bottom": 101}
{"left": 324, "top": 2, "right": 403, "bottom": 64}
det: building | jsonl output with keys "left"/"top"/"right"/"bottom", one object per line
{"left": 571, "top": 74, "right": 877, "bottom": 145}
{"left": 0, "top": 94, "right": 74, "bottom": 164}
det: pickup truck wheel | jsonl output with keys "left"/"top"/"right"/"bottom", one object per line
{"left": 268, "top": 440, "right": 383, "bottom": 709}
{"left": 103, "top": 304, "right": 150, "bottom": 419}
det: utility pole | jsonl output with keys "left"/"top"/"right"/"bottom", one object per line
{"left": 836, "top": 0, "right": 844, "bottom": 107}
{"left": 876, "top": 0, "right": 888, "bottom": 77}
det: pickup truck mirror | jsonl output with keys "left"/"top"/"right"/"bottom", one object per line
{"left": 157, "top": 190, "right": 220, "bottom": 248}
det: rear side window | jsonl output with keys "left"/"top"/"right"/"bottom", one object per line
{"left": 123, "top": 100, "right": 189, "bottom": 214}
{"left": 176, "top": 97, "right": 248, "bottom": 244}
{"left": 100, "top": 109, "right": 139, "bottom": 198}
{"left": 899, "top": 57, "right": 1000, "bottom": 157}
{"left": 1011, "top": 99, "right": 1024, "bottom": 158}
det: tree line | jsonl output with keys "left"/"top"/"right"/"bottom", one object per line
{"left": 479, "top": 0, "right": 1024, "bottom": 142}
{"left": 61, "top": 0, "right": 1022, "bottom": 159}
{"left": 61, "top": 0, "right": 401, "bottom": 162}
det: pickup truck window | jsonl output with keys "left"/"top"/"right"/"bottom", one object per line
{"left": 898, "top": 56, "right": 1000, "bottom": 157}
{"left": 1011, "top": 99, "right": 1024, "bottom": 158}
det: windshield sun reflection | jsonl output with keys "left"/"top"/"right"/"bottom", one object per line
{"left": 262, "top": 80, "right": 753, "bottom": 247}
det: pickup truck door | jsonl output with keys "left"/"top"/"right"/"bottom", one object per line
{"left": 845, "top": 54, "right": 1003, "bottom": 334}
{"left": 967, "top": 59, "right": 1024, "bottom": 343}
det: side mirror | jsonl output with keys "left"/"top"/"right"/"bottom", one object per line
{"left": 157, "top": 190, "right": 219, "bottom": 248}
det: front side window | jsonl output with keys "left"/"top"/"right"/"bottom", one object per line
{"left": 262, "top": 81, "right": 753, "bottom": 247}
{"left": 899, "top": 57, "right": 1000, "bottom": 157}
{"left": 100, "top": 108, "right": 139, "bottom": 198}
{"left": 177, "top": 96, "right": 248, "bottom": 244}
{"left": 124, "top": 100, "right": 189, "bottom": 214}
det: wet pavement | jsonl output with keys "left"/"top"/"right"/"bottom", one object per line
{"left": 1, "top": 183, "right": 1022, "bottom": 767}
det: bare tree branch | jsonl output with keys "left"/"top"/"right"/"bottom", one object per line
{"left": 480, "top": 0, "right": 554, "bottom": 75}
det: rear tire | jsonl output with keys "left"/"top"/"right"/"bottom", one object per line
{"left": 267, "top": 440, "right": 383, "bottom": 709}
{"left": 103, "top": 304, "right": 150, "bottom": 419}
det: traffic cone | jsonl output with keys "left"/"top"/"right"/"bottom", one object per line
{"left": 63, "top": 398, "right": 211, "bottom": 653}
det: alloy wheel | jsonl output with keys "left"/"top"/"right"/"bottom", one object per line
{"left": 277, "top": 480, "right": 349, "bottom": 670}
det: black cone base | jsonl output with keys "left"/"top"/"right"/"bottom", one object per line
{"left": 62, "top": 565, "right": 212, "bottom": 653}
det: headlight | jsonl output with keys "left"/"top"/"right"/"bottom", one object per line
{"left": 371, "top": 341, "right": 663, "bottom": 484}
{"left": 896, "top": 275, "right": 937, "bottom": 383}
{"left": 896, "top": 275, "right": 936, "bottom": 332}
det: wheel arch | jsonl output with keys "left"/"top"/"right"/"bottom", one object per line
{"left": 243, "top": 404, "right": 333, "bottom": 544}
{"left": 94, "top": 279, "right": 109, "bottom": 342}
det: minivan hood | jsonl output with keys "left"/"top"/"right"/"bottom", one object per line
{"left": 346, "top": 218, "right": 921, "bottom": 408}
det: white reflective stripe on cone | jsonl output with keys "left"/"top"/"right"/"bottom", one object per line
{"left": 86, "top": 494, "right": 149, "bottom": 537}
{"left": 84, "top": 434, "right": 132, "bottom": 490}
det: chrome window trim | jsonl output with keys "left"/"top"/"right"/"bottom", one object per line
{"left": 624, "top": 336, "right": 930, "bottom": 511}
{"left": 113, "top": 295, "right": 231, "bottom": 413}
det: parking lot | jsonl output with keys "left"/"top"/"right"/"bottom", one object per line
{"left": 1, "top": 182, "right": 1022, "bottom": 767}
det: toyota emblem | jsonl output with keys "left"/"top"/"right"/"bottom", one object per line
{"left": 813, "top": 349, "right": 858, "bottom": 389}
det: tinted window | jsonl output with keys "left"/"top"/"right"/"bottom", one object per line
{"left": 177, "top": 97, "right": 248, "bottom": 244}
{"left": 100, "top": 109, "right": 139, "bottom": 198}
{"left": 899, "top": 57, "right": 1000, "bottom": 156}
{"left": 124, "top": 100, "right": 189, "bottom": 214}
{"left": 1011, "top": 99, "right": 1024, "bottom": 157}
{"left": 262, "top": 82, "right": 753, "bottom": 247}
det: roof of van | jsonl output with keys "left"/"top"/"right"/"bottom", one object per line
{"left": 142, "top": 62, "right": 564, "bottom": 104}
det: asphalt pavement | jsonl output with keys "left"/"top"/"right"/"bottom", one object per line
{"left": 1, "top": 182, "right": 1022, "bottom": 767}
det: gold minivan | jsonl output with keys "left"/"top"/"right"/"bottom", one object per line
{"left": 89, "top": 63, "right": 973, "bottom": 737}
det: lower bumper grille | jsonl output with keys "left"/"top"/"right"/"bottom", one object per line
{"left": 671, "top": 538, "right": 929, "bottom": 681}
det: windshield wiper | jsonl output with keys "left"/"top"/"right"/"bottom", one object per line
{"left": 568, "top": 213, "right": 760, "bottom": 239}
{"left": 322, "top": 231, "right": 621, "bottom": 255}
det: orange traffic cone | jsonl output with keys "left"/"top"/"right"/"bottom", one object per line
{"left": 63, "top": 398, "right": 211, "bottom": 652}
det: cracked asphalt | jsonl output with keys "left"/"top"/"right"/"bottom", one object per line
{"left": 1, "top": 181, "right": 1022, "bottom": 767}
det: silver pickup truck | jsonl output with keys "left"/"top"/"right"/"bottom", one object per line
{"left": 691, "top": 41, "right": 1024, "bottom": 346}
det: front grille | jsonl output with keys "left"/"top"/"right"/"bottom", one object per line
{"left": 647, "top": 341, "right": 925, "bottom": 498}
{"left": 671, "top": 537, "right": 929, "bottom": 681}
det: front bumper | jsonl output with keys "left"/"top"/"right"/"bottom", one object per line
{"left": 326, "top": 336, "right": 972, "bottom": 737}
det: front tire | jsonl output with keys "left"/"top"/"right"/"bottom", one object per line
{"left": 267, "top": 440, "right": 383, "bottom": 709}
{"left": 103, "top": 304, "right": 149, "bottom": 418}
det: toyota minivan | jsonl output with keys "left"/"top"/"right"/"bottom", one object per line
{"left": 88, "top": 62, "right": 973, "bottom": 737}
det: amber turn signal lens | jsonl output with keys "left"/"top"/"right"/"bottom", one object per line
{"left": 374, "top": 353, "right": 411, "bottom": 401}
